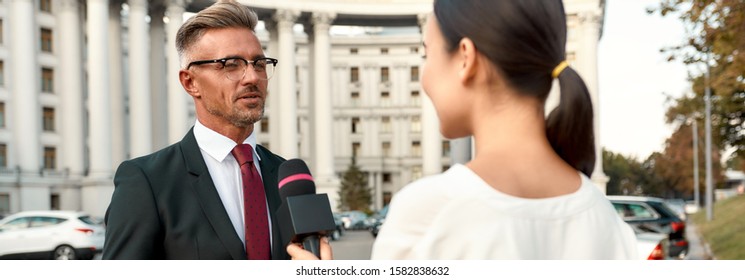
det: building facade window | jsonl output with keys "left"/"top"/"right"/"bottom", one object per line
{"left": 43, "top": 107, "right": 55, "bottom": 131}
{"left": 410, "top": 46, "right": 419, "bottom": 54}
{"left": 350, "top": 48, "right": 358, "bottom": 54}
{"left": 0, "top": 60, "right": 3, "bottom": 86}
{"left": 411, "top": 90, "right": 420, "bottom": 105}
{"left": 442, "top": 140, "right": 451, "bottom": 157}
{"left": 410, "top": 66, "right": 419, "bottom": 82}
{"left": 442, "top": 165, "right": 451, "bottom": 172}
{"left": 382, "top": 141, "right": 391, "bottom": 157}
{"left": 350, "top": 66, "right": 359, "bottom": 82}
{"left": 412, "top": 166, "right": 422, "bottom": 180}
{"left": 0, "top": 193, "right": 9, "bottom": 216}
{"left": 50, "top": 194, "right": 60, "bottom": 210}
{"left": 381, "top": 48, "right": 388, "bottom": 54}
{"left": 383, "top": 172, "right": 392, "bottom": 183}
{"left": 260, "top": 117, "right": 269, "bottom": 133}
{"left": 352, "top": 142, "right": 361, "bottom": 158}
{"left": 40, "top": 0, "right": 52, "bottom": 13}
{"left": 351, "top": 117, "right": 360, "bottom": 133}
{"left": 381, "top": 116, "right": 391, "bottom": 133}
{"left": 381, "top": 91, "right": 390, "bottom": 98}
{"left": 44, "top": 146, "right": 56, "bottom": 170}
{"left": 41, "top": 28, "right": 53, "bottom": 52}
{"left": 0, "top": 19, "right": 3, "bottom": 44}
{"left": 0, "top": 102, "right": 4, "bottom": 128}
{"left": 41, "top": 68, "right": 53, "bottom": 92}
{"left": 380, "top": 67, "right": 389, "bottom": 82}
{"left": 0, "top": 143, "right": 6, "bottom": 168}
{"left": 411, "top": 140, "right": 421, "bottom": 157}
{"left": 411, "top": 115, "right": 421, "bottom": 132}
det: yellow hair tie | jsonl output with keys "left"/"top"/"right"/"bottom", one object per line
{"left": 551, "top": 61, "right": 569, "bottom": 79}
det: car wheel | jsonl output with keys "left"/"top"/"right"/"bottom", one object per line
{"left": 53, "top": 245, "right": 76, "bottom": 260}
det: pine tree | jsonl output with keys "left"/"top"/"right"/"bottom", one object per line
{"left": 337, "top": 157, "right": 372, "bottom": 213}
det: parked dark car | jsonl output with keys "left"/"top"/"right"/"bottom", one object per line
{"left": 608, "top": 196, "right": 688, "bottom": 259}
{"left": 368, "top": 205, "right": 389, "bottom": 237}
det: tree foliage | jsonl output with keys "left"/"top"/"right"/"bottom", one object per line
{"left": 337, "top": 158, "right": 372, "bottom": 212}
{"left": 651, "top": 0, "right": 745, "bottom": 162}
{"left": 646, "top": 124, "right": 725, "bottom": 199}
{"left": 603, "top": 120, "right": 727, "bottom": 198}
{"left": 603, "top": 149, "right": 649, "bottom": 195}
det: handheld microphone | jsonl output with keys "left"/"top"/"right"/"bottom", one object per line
{"left": 276, "top": 159, "right": 336, "bottom": 258}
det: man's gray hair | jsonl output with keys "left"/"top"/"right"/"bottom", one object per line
{"left": 175, "top": 0, "right": 259, "bottom": 68}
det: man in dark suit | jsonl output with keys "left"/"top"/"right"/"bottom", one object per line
{"left": 103, "top": 0, "right": 294, "bottom": 260}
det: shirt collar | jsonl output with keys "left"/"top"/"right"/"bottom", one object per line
{"left": 193, "top": 119, "right": 261, "bottom": 163}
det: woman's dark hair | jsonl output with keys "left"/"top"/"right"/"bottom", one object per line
{"left": 434, "top": 0, "right": 595, "bottom": 176}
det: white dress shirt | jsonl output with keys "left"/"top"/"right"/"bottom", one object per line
{"left": 193, "top": 120, "right": 272, "bottom": 247}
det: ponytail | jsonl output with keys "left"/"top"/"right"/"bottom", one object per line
{"left": 545, "top": 66, "right": 595, "bottom": 177}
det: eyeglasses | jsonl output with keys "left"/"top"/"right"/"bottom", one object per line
{"left": 186, "top": 57, "right": 278, "bottom": 81}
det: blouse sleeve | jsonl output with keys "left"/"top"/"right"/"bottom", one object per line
{"left": 370, "top": 177, "right": 446, "bottom": 259}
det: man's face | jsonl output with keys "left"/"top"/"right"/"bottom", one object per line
{"left": 186, "top": 27, "right": 267, "bottom": 128}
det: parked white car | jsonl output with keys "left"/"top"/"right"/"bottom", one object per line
{"left": 634, "top": 228, "right": 670, "bottom": 260}
{"left": 0, "top": 211, "right": 105, "bottom": 260}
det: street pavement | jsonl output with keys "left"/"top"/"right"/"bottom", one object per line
{"left": 684, "top": 219, "right": 714, "bottom": 260}
{"left": 329, "top": 230, "right": 375, "bottom": 260}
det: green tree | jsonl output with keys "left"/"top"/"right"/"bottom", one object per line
{"left": 337, "top": 158, "right": 372, "bottom": 213}
{"left": 651, "top": 0, "right": 745, "bottom": 162}
{"left": 603, "top": 149, "right": 646, "bottom": 195}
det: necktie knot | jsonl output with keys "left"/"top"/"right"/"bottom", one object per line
{"left": 231, "top": 144, "right": 254, "bottom": 166}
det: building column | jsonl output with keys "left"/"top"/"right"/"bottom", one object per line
{"left": 273, "top": 9, "right": 300, "bottom": 158}
{"left": 109, "top": 1, "right": 126, "bottom": 170}
{"left": 449, "top": 137, "right": 472, "bottom": 165}
{"left": 579, "top": 10, "right": 608, "bottom": 193}
{"left": 58, "top": 0, "right": 85, "bottom": 180}
{"left": 85, "top": 0, "right": 114, "bottom": 217}
{"left": 310, "top": 12, "right": 340, "bottom": 204}
{"left": 150, "top": 4, "right": 168, "bottom": 150}
{"left": 264, "top": 19, "right": 281, "bottom": 150}
{"left": 374, "top": 172, "right": 383, "bottom": 210}
{"left": 166, "top": 0, "right": 190, "bottom": 144}
{"left": 10, "top": 0, "right": 44, "bottom": 211}
{"left": 418, "top": 14, "right": 442, "bottom": 176}
{"left": 128, "top": 0, "right": 152, "bottom": 158}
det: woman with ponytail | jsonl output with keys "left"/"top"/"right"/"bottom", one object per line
{"left": 371, "top": 0, "right": 637, "bottom": 259}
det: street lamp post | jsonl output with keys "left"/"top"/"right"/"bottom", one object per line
{"left": 692, "top": 118, "right": 700, "bottom": 208}
{"left": 704, "top": 55, "right": 714, "bottom": 222}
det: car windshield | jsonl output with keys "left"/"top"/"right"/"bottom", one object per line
{"left": 78, "top": 215, "right": 100, "bottom": 225}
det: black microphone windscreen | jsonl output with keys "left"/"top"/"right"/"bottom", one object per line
{"left": 278, "top": 159, "right": 315, "bottom": 200}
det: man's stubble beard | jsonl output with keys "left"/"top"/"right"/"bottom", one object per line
{"left": 204, "top": 94, "right": 265, "bottom": 129}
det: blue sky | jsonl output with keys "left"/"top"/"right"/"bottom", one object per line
{"left": 598, "top": 0, "right": 690, "bottom": 160}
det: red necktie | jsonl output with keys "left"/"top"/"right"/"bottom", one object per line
{"left": 231, "top": 144, "right": 271, "bottom": 260}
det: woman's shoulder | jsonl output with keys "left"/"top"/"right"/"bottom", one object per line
{"left": 396, "top": 164, "right": 479, "bottom": 201}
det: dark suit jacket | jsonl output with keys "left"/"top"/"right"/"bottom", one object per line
{"left": 102, "top": 128, "right": 289, "bottom": 260}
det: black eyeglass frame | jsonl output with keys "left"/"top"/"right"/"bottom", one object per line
{"left": 186, "top": 57, "right": 278, "bottom": 79}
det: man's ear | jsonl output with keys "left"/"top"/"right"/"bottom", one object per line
{"left": 457, "top": 37, "right": 478, "bottom": 84}
{"left": 179, "top": 69, "right": 200, "bottom": 98}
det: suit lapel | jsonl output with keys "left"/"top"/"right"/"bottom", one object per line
{"left": 256, "top": 145, "right": 288, "bottom": 260}
{"left": 180, "top": 129, "right": 246, "bottom": 260}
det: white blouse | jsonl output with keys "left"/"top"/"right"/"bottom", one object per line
{"left": 371, "top": 164, "right": 638, "bottom": 260}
